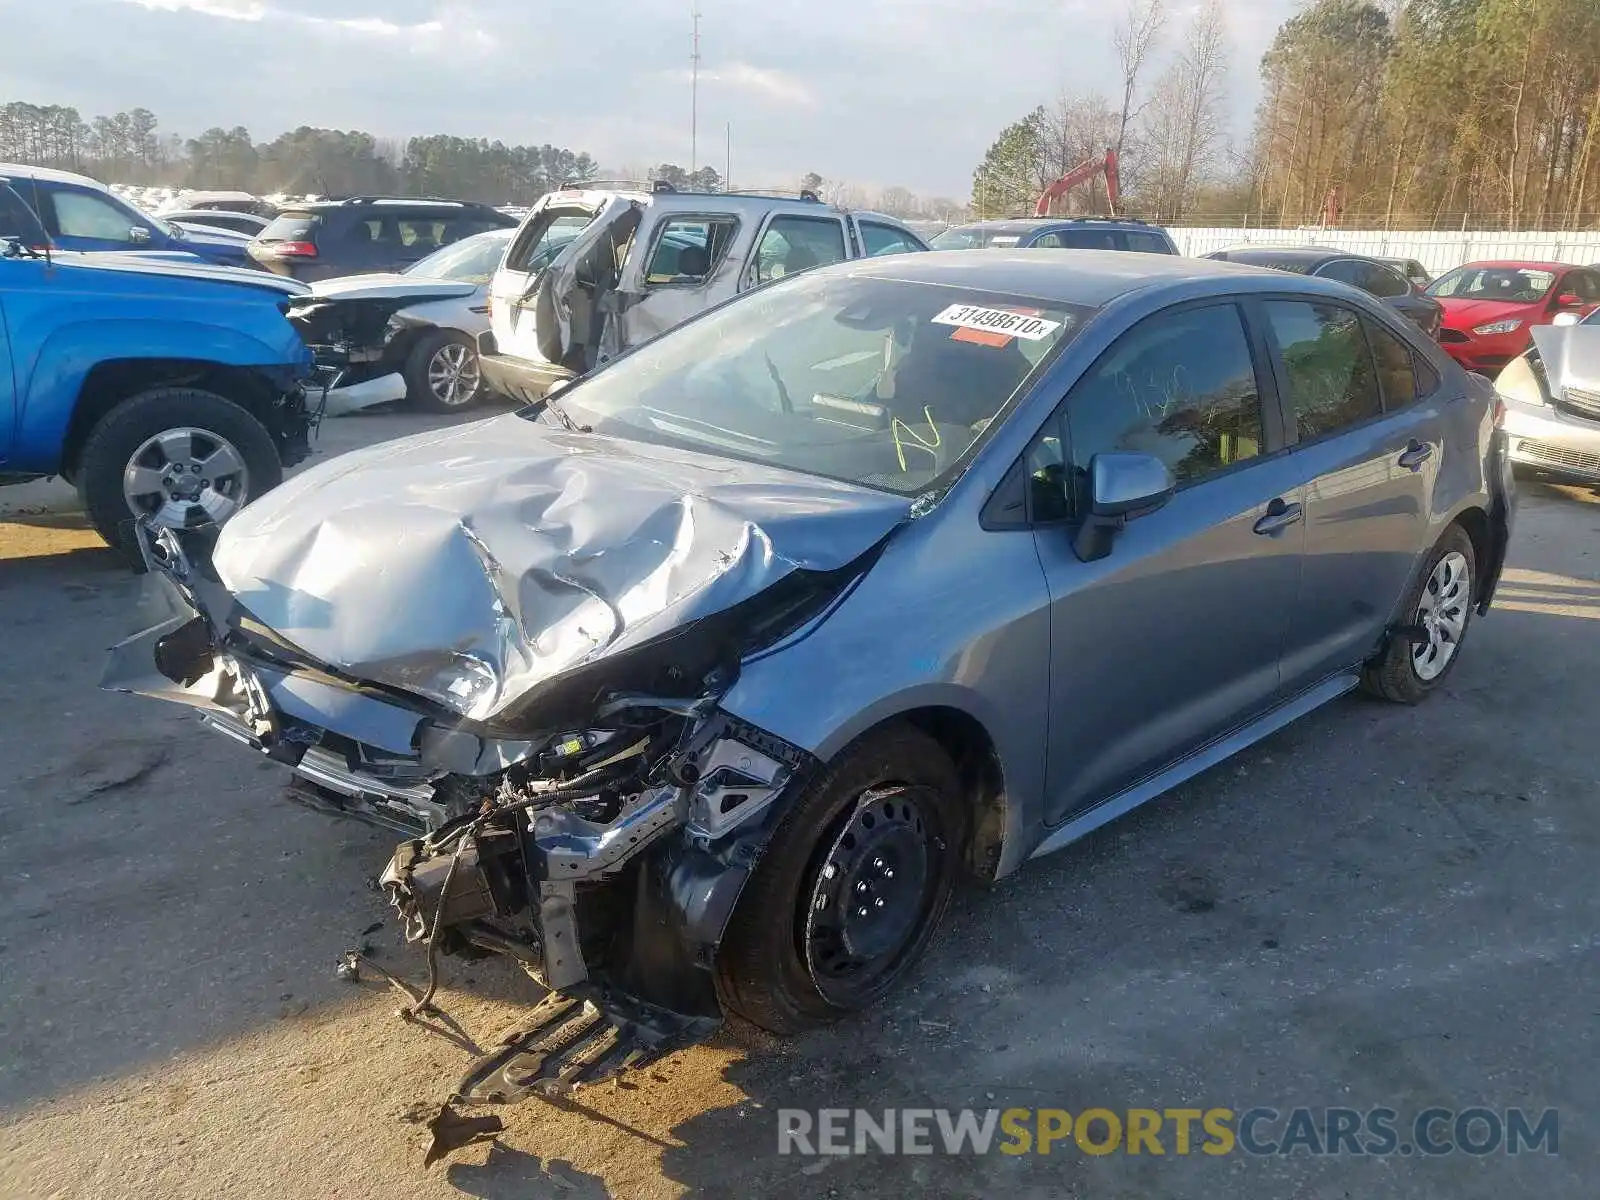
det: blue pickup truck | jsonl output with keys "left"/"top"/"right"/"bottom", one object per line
{"left": 0, "top": 183, "right": 315, "bottom": 558}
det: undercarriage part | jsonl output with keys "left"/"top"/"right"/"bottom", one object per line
{"left": 423, "top": 1103, "right": 504, "bottom": 1167}
{"left": 454, "top": 989, "right": 719, "bottom": 1104}
{"left": 381, "top": 830, "right": 528, "bottom": 943}
{"left": 294, "top": 745, "right": 450, "bottom": 831}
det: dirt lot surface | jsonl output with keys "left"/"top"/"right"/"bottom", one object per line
{"left": 2, "top": 415, "right": 1597, "bottom": 1198}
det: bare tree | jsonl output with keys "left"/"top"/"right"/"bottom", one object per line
{"left": 1112, "top": 0, "right": 1168, "bottom": 158}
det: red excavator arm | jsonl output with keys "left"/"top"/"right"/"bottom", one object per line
{"left": 1034, "top": 148, "right": 1120, "bottom": 218}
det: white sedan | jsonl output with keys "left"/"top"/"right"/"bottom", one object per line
{"left": 286, "top": 229, "right": 514, "bottom": 415}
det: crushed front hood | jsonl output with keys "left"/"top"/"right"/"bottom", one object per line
{"left": 1531, "top": 324, "right": 1600, "bottom": 399}
{"left": 213, "top": 414, "right": 912, "bottom": 721}
{"left": 308, "top": 273, "right": 478, "bottom": 302}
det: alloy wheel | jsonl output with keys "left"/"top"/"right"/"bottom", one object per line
{"left": 122, "top": 426, "right": 250, "bottom": 529}
{"left": 427, "top": 342, "right": 481, "bottom": 407}
{"left": 1413, "top": 550, "right": 1471, "bottom": 681}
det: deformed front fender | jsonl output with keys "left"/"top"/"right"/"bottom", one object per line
{"left": 16, "top": 317, "right": 310, "bottom": 471}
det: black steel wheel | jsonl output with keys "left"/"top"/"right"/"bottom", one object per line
{"left": 715, "top": 723, "right": 966, "bottom": 1034}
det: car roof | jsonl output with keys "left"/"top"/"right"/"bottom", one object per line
{"left": 816, "top": 248, "right": 1322, "bottom": 307}
{"left": 945, "top": 218, "right": 1156, "bottom": 234}
{"left": 1453, "top": 260, "right": 1571, "bottom": 271}
{"left": 0, "top": 162, "right": 106, "bottom": 189}
{"left": 1211, "top": 245, "right": 1356, "bottom": 266}
{"left": 544, "top": 186, "right": 916, "bottom": 223}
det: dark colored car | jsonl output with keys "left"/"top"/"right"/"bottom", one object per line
{"left": 932, "top": 217, "right": 1177, "bottom": 255}
{"left": 1204, "top": 246, "right": 1443, "bottom": 337}
{"left": 1425, "top": 260, "right": 1600, "bottom": 375}
{"left": 248, "top": 197, "right": 519, "bottom": 282}
{"left": 109, "top": 251, "right": 1513, "bottom": 1082}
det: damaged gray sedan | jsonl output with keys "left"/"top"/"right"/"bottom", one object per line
{"left": 104, "top": 252, "right": 1513, "bottom": 1101}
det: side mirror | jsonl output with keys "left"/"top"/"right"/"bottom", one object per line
{"left": 1073, "top": 452, "right": 1176, "bottom": 563}
{"left": 1552, "top": 312, "right": 1580, "bottom": 328}
{"left": 1555, "top": 293, "right": 1583, "bottom": 309}
{"left": 128, "top": 225, "right": 151, "bottom": 244}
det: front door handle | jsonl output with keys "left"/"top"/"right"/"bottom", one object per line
{"left": 1398, "top": 440, "right": 1434, "bottom": 471}
{"left": 1253, "top": 498, "right": 1304, "bottom": 536}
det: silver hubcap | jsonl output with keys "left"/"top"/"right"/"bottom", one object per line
{"left": 122, "top": 427, "right": 249, "bottom": 529}
{"left": 1413, "top": 550, "right": 1470, "bottom": 681}
{"left": 428, "top": 342, "right": 480, "bottom": 406}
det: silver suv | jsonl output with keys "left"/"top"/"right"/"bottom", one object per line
{"left": 478, "top": 182, "right": 928, "bottom": 402}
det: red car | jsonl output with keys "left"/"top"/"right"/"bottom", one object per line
{"left": 1425, "top": 260, "right": 1600, "bottom": 374}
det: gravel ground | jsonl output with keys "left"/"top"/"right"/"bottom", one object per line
{"left": 1, "top": 420, "right": 1597, "bottom": 1198}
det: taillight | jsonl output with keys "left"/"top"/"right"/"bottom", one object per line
{"left": 267, "top": 240, "right": 318, "bottom": 258}
{"left": 1492, "top": 395, "right": 1506, "bottom": 428}
{"left": 486, "top": 295, "right": 494, "bottom": 321}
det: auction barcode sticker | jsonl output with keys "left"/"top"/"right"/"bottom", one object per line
{"left": 931, "top": 304, "right": 1061, "bottom": 341}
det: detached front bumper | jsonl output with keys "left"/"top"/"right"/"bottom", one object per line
{"left": 1503, "top": 395, "right": 1600, "bottom": 482}
{"left": 476, "top": 332, "right": 572, "bottom": 405}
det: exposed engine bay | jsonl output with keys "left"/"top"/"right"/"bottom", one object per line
{"left": 102, "top": 514, "right": 863, "bottom": 1105}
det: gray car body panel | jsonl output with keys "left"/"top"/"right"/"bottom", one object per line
{"left": 723, "top": 255, "right": 1507, "bottom": 877}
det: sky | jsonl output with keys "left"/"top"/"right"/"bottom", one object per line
{"left": 0, "top": 0, "right": 1301, "bottom": 197}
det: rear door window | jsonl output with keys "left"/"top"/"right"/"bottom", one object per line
{"left": 1264, "top": 300, "right": 1384, "bottom": 440}
{"left": 645, "top": 215, "right": 739, "bottom": 284}
{"left": 752, "top": 215, "right": 847, "bottom": 284}
{"left": 1359, "top": 263, "right": 1411, "bottom": 298}
{"left": 1364, "top": 318, "right": 1418, "bottom": 409}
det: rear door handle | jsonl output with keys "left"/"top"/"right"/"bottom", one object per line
{"left": 1398, "top": 440, "right": 1434, "bottom": 471}
{"left": 1253, "top": 498, "right": 1304, "bottom": 536}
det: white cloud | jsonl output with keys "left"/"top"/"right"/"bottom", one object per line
{"left": 717, "top": 63, "right": 817, "bottom": 108}
{"left": 130, "top": 0, "right": 265, "bottom": 19}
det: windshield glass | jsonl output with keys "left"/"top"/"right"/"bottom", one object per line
{"left": 532, "top": 271, "right": 1093, "bottom": 495}
{"left": 1427, "top": 265, "right": 1556, "bottom": 303}
{"left": 931, "top": 226, "right": 1027, "bottom": 250}
{"left": 1583, "top": 307, "right": 1600, "bottom": 326}
{"left": 405, "top": 230, "right": 513, "bottom": 282}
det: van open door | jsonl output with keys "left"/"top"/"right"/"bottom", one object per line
{"left": 488, "top": 192, "right": 640, "bottom": 374}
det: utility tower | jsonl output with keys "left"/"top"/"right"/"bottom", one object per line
{"left": 690, "top": 4, "right": 701, "bottom": 174}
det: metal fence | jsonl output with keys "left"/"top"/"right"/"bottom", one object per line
{"left": 1164, "top": 227, "right": 1600, "bottom": 274}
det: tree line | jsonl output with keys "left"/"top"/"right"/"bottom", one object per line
{"left": 0, "top": 101, "right": 601, "bottom": 203}
{"left": 972, "top": 0, "right": 1600, "bottom": 230}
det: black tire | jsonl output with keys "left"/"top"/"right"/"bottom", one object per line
{"left": 714, "top": 723, "right": 967, "bottom": 1035}
{"left": 1361, "top": 523, "right": 1477, "bottom": 704}
{"left": 77, "top": 387, "right": 282, "bottom": 561}
{"left": 403, "top": 330, "right": 486, "bottom": 413}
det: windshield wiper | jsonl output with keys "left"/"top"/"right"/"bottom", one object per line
{"left": 545, "top": 394, "right": 592, "bottom": 434}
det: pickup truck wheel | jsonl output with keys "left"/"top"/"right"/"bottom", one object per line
{"left": 714, "top": 724, "right": 966, "bottom": 1035}
{"left": 78, "top": 387, "right": 282, "bottom": 557}
{"left": 405, "top": 331, "right": 485, "bottom": 412}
